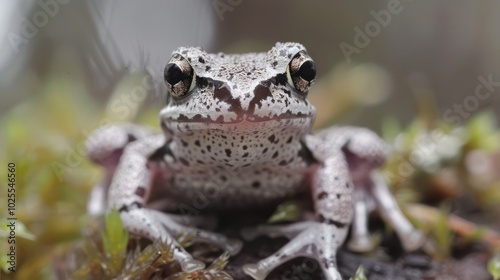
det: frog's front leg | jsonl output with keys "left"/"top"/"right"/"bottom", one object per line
{"left": 108, "top": 134, "right": 241, "bottom": 272}
{"left": 243, "top": 151, "right": 352, "bottom": 280}
{"left": 86, "top": 123, "right": 154, "bottom": 216}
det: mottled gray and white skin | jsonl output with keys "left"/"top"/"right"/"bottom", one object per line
{"left": 86, "top": 42, "right": 424, "bottom": 280}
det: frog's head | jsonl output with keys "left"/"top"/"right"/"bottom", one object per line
{"left": 160, "top": 42, "right": 316, "bottom": 135}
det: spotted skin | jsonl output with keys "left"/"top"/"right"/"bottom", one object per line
{"left": 86, "top": 42, "right": 424, "bottom": 280}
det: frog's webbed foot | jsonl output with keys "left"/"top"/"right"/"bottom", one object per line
{"left": 243, "top": 222, "right": 346, "bottom": 280}
{"left": 121, "top": 208, "right": 242, "bottom": 271}
{"left": 121, "top": 207, "right": 206, "bottom": 272}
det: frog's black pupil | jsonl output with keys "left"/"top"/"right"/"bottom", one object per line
{"left": 164, "top": 63, "right": 183, "bottom": 85}
{"left": 298, "top": 61, "right": 316, "bottom": 82}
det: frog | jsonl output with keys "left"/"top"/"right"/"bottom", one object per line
{"left": 86, "top": 42, "right": 424, "bottom": 280}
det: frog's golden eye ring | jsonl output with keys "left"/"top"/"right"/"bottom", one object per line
{"left": 286, "top": 51, "right": 316, "bottom": 94}
{"left": 164, "top": 54, "right": 196, "bottom": 99}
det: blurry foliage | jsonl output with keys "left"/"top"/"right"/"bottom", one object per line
{"left": 379, "top": 106, "right": 500, "bottom": 257}
{"left": 381, "top": 110, "right": 500, "bottom": 209}
{"left": 1, "top": 58, "right": 103, "bottom": 279}
{"left": 489, "top": 254, "right": 500, "bottom": 280}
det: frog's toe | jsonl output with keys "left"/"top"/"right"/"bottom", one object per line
{"left": 400, "top": 230, "right": 426, "bottom": 252}
{"left": 240, "top": 227, "right": 260, "bottom": 241}
{"left": 347, "top": 234, "right": 373, "bottom": 252}
{"left": 178, "top": 258, "right": 205, "bottom": 272}
{"left": 243, "top": 223, "right": 346, "bottom": 280}
{"left": 242, "top": 263, "right": 268, "bottom": 280}
{"left": 225, "top": 238, "right": 243, "bottom": 256}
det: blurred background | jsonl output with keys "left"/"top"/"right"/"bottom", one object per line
{"left": 1, "top": 1, "right": 500, "bottom": 279}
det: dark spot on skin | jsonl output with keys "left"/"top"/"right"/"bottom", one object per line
{"left": 176, "top": 114, "right": 204, "bottom": 122}
{"left": 198, "top": 57, "right": 205, "bottom": 63}
{"left": 322, "top": 257, "right": 336, "bottom": 268}
{"left": 252, "top": 181, "right": 261, "bottom": 188}
{"left": 273, "top": 73, "right": 288, "bottom": 86}
{"left": 334, "top": 176, "right": 339, "bottom": 180}
{"left": 337, "top": 194, "right": 341, "bottom": 199}
{"left": 207, "top": 145, "right": 212, "bottom": 152}
{"left": 249, "top": 83, "right": 273, "bottom": 113}
{"left": 286, "top": 136, "right": 293, "bottom": 143}
{"left": 149, "top": 142, "right": 175, "bottom": 162}
{"left": 205, "top": 65, "right": 211, "bottom": 71}
{"left": 242, "top": 145, "right": 247, "bottom": 150}
{"left": 272, "top": 61, "right": 278, "bottom": 67}
{"left": 278, "top": 160, "right": 287, "bottom": 166}
{"left": 346, "top": 182, "right": 350, "bottom": 188}
{"left": 272, "top": 151, "right": 279, "bottom": 158}
{"left": 181, "top": 140, "right": 188, "bottom": 147}
{"left": 220, "top": 175, "right": 227, "bottom": 182}
{"left": 214, "top": 84, "right": 243, "bottom": 118}
{"left": 317, "top": 191, "right": 328, "bottom": 200}
{"left": 262, "top": 148, "right": 268, "bottom": 154}
{"left": 297, "top": 141, "right": 318, "bottom": 165}
{"left": 225, "top": 149, "right": 232, "bottom": 157}
{"left": 318, "top": 214, "right": 347, "bottom": 228}
{"left": 242, "top": 152, "right": 249, "bottom": 157}
{"left": 268, "top": 134, "right": 276, "bottom": 143}
{"left": 196, "top": 160, "right": 204, "bottom": 164}
{"left": 135, "top": 186, "right": 146, "bottom": 198}
{"left": 126, "top": 134, "right": 137, "bottom": 142}
{"left": 118, "top": 202, "right": 142, "bottom": 212}
{"left": 179, "top": 157, "right": 190, "bottom": 166}
{"left": 194, "top": 140, "right": 200, "bottom": 146}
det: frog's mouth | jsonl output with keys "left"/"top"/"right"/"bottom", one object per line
{"left": 169, "top": 111, "right": 313, "bottom": 123}
{"left": 162, "top": 114, "right": 315, "bottom": 133}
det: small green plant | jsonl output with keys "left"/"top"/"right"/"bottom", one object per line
{"left": 101, "top": 209, "right": 129, "bottom": 275}
{"left": 350, "top": 265, "right": 367, "bottom": 280}
{"left": 489, "top": 254, "right": 500, "bottom": 280}
{"left": 267, "top": 200, "right": 304, "bottom": 223}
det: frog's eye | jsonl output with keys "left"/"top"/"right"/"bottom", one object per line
{"left": 286, "top": 51, "right": 316, "bottom": 94}
{"left": 164, "top": 55, "right": 196, "bottom": 99}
